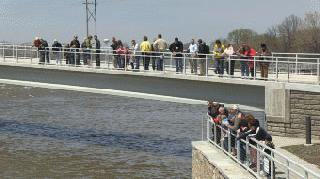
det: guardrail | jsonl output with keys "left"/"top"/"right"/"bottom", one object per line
{"left": 0, "top": 43, "right": 320, "bottom": 85}
{"left": 203, "top": 115, "right": 320, "bottom": 179}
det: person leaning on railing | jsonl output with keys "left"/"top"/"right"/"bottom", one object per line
{"left": 207, "top": 100, "right": 223, "bottom": 144}
{"left": 70, "top": 35, "right": 80, "bottom": 65}
{"left": 198, "top": 39, "right": 210, "bottom": 76}
{"left": 213, "top": 40, "right": 225, "bottom": 76}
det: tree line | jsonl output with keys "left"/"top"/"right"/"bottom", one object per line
{"left": 225, "top": 12, "right": 320, "bottom": 53}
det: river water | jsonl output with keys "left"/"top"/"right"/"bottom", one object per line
{"left": 0, "top": 84, "right": 263, "bottom": 178}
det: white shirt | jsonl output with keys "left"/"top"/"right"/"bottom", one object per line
{"left": 188, "top": 43, "right": 198, "bottom": 53}
{"left": 223, "top": 46, "right": 234, "bottom": 56}
{"left": 132, "top": 43, "right": 139, "bottom": 55}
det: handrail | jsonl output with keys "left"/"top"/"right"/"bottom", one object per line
{"left": 205, "top": 115, "right": 320, "bottom": 179}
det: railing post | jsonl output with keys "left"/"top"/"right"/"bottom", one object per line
{"left": 237, "top": 140, "right": 241, "bottom": 161}
{"left": 228, "top": 56, "right": 231, "bottom": 78}
{"left": 202, "top": 117, "right": 204, "bottom": 141}
{"left": 2, "top": 45, "right": 5, "bottom": 62}
{"left": 246, "top": 137, "right": 250, "bottom": 167}
{"left": 207, "top": 118, "right": 210, "bottom": 141}
{"left": 205, "top": 55, "right": 208, "bottom": 77}
{"left": 213, "top": 121, "right": 216, "bottom": 143}
{"left": 125, "top": 55, "right": 127, "bottom": 71}
{"left": 163, "top": 54, "right": 166, "bottom": 74}
{"left": 306, "top": 116, "right": 312, "bottom": 145}
{"left": 183, "top": 54, "right": 186, "bottom": 74}
{"left": 295, "top": 54, "right": 298, "bottom": 74}
{"left": 228, "top": 129, "right": 231, "bottom": 153}
{"left": 16, "top": 45, "right": 18, "bottom": 61}
{"left": 317, "top": 58, "right": 320, "bottom": 85}
{"left": 256, "top": 145, "right": 260, "bottom": 176}
{"left": 254, "top": 56, "right": 256, "bottom": 80}
{"left": 275, "top": 57, "right": 279, "bottom": 81}
{"left": 286, "top": 159, "right": 290, "bottom": 178}
{"left": 287, "top": 58, "right": 290, "bottom": 82}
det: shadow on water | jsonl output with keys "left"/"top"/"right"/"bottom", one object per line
{"left": 0, "top": 119, "right": 191, "bottom": 157}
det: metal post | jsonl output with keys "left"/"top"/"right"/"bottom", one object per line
{"left": 256, "top": 145, "right": 260, "bottom": 176}
{"left": 237, "top": 140, "right": 241, "bottom": 161}
{"left": 16, "top": 45, "right": 18, "bottom": 61}
{"left": 246, "top": 137, "right": 250, "bottom": 167}
{"left": 287, "top": 58, "right": 290, "bottom": 82}
{"left": 317, "top": 58, "right": 320, "bottom": 85}
{"left": 205, "top": 55, "right": 208, "bottom": 77}
{"left": 202, "top": 117, "right": 204, "bottom": 141}
{"left": 254, "top": 56, "right": 256, "bottom": 80}
{"left": 306, "top": 116, "right": 312, "bottom": 145}
{"left": 207, "top": 118, "right": 210, "bottom": 141}
{"left": 286, "top": 159, "right": 290, "bottom": 178}
{"left": 183, "top": 54, "right": 186, "bottom": 74}
{"left": 228, "top": 129, "right": 231, "bottom": 153}
{"left": 124, "top": 55, "right": 127, "bottom": 71}
{"left": 295, "top": 54, "right": 298, "bottom": 74}
{"left": 275, "top": 57, "right": 278, "bottom": 81}
{"left": 213, "top": 121, "right": 216, "bottom": 143}
{"left": 2, "top": 45, "right": 5, "bottom": 62}
{"left": 163, "top": 54, "right": 166, "bottom": 74}
{"left": 228, "top": 56, "right": 231, "bottom": 78}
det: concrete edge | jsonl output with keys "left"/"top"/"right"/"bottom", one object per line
{"left": 0, "top": 61, "right": 268, "bottom": 87}
{"left": 192, "top": 141, "right": 255, "bottom": 179}
{"left": 0, "top": 78, "right": 264, "bottom": 112}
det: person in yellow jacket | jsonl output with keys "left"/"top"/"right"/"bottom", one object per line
{"left": 140, "top": 36, "right": 152, "bottom": 70}
{"left": 213, "top": 40, "right": 225, "bottom": 76}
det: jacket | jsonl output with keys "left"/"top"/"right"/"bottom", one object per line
{"left": 213, "top": 44, "right": 225, "bottom": 59}
{"left": 140, "top": 41, "right": 152, "bottom": 52}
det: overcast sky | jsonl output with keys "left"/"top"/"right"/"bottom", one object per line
{"left": 0, "top": 0, "right": 317, "bottom": 44}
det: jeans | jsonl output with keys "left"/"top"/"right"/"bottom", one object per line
{"left": 240, "top": 61, "right": 249, "bottom": 77}
{"left": 96, "top": 50, "right": 100, "bottom": 67}
{"left": 157, "top": 55, "right": 164, "bottom": 71}
{"left": 216, "top": 58, "right": 224, "bottom": 75}
{"left": 134, "top": 56, "right": 140, "bottom": 69}
{"left": 189, "top": 54, "right": 198, "bottom": 73}
{"left": 225, "top": 59, "right": 235, "bottom": 75}
{"left": 175, "top": 56, "right": 183, "bottom": 72}
{"left": 142, "top": 52, "right": 150, "bottom": 70}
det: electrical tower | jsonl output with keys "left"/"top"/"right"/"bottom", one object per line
{"left": 83, "top": 0, "right": 97, "bottom": 37}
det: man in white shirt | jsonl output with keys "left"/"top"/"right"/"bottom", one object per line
{"left": 188, "top": 39, "right": 198, "bottom": 74}
{"left": 131, "top": 40, "right": 140, "bottom": 70}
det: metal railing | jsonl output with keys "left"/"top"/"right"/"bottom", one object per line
{"left": 0, "top": 43, "right": 320, "bottom": 85}
{"left": 203, "top": 115, "right": 320, "bottom": 179}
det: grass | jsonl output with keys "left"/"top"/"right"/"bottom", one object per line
{"left": 282, "top": 144, "right": 320, "bottom": 167}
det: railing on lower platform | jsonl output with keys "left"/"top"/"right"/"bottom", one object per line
{"left": 203, "top": 115, "right": 320, "bottom": 179}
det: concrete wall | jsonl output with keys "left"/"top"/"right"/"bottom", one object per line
{"left": 266, "top": 85, "right": 320, "bottom": 139}
{"left": 192, "top": 141, "right": 255, "bottom": 179}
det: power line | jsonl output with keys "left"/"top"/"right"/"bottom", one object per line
{"left": 83, "top": 0, "right": 97, "bottom": 37}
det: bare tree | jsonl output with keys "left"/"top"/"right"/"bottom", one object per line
{"left": 277, "top": 14, "right": 302, "bottom": 52}
{"left": 227, "top": 28, "right": 258, "bottom": 47}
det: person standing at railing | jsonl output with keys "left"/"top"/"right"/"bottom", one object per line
{"left": 52, "top": 39, "right": 62, "bottom": 65}
{"left": 140, "top": 36, "right": 152, "bottom": 71}
{"left": 94, "top": 35, "right": 101, "bottom": 67}
{"left": 111, "top": 37, "right": 119, "bottom": 69}
{"left": 244, "top": 45, "right": 257, "bottom": 78}
{"left": 198, "top": 39, "right": 210, "bottom": 76}
{"left": 188, "top": 39, "right": 198, "bottom": 74}
{"left": 116, "top": 40, "right": 127, "bottom": 69}
{"left": 130, "top": 40, "right": 140, "bottom": 70}
{"left": 33, "top": 37, "right": 43, "bottom": 64}
{"left": 169, "top": 37, "right": 184, "bottom": 73}
{"left": 257, "top": 43, "right": 272, "bottom": 80}
{"left": 64, "top": 44, "right": 71, "bottom": 64}
{"left": 222, "top": 44, "right": 235, "bottom": 76}
{"left": 237, "top": 44, "right": 249, "bottom": 78}
{"left": 36, "top": 38, "right": 48, "bottom": 64}
{"left": 213, "top": 40, "right": 225, "bottom": 76}
{"left": 153, "top": 34, "right": 168, "bottom": 71}
{"left": 82, "top": 35, "right": 93, "bottom": 65}
{"left": 70, "top": 35, "right": 80, "bottom": 65}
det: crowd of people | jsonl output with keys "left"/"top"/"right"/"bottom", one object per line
{"left": 207, "top": 101, "right": 275, "bottom": 176}
{"left": 33, "top": 34, "right": 272, "bottom": 79}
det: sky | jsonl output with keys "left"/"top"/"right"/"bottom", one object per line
{"left": 0, "top": 0, "right": 317, "bottom": 44}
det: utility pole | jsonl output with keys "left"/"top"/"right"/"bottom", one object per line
{"left": 83, "top": 0, "right": 97, "bottom": 37}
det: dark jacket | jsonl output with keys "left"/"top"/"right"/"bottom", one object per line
{"left": 52, "top": 42, "right": 62, "bottom": 51}
{"left": 169, "top": 41, "right": 183, "bottom": 57}
{"left": 198, "top": 43, "right": 209, "bottom": 58}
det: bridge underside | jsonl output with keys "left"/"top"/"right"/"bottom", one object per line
{"left": 0, "top": 65, "right": 265, "bottom": 109}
